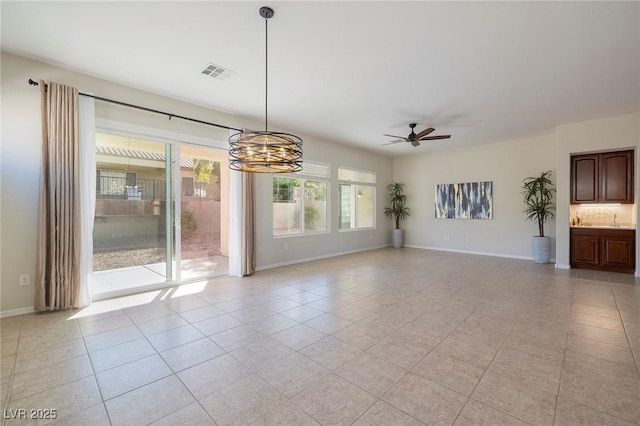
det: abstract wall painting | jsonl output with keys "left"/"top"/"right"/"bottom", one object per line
{"left": 435, "top": 183, "right": 455, "bottom": 219}
{"left": 435, "top": 181, "right": 492, "bottom": 219}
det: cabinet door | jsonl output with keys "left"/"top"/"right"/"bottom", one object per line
{"left": 601, "top": 237, "right": 635, "bottom": 270}
{"left": 571, "top": 154, "right": 599, "bottom": 203}
{"left": 600, "top": 151, "right": 634, "bottom": 203}
{"left": 571, "top": 235, "right": 600, "bottom": 266}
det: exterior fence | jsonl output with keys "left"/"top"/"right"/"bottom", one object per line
{"left": 96, "top": 176, "right": 220, "bottom": 201}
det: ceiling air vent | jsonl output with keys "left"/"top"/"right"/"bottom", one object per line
{"left": 201, "top": 63, "right": 235, "bottom": 80}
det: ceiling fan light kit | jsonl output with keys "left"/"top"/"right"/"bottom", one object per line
{"left": 229, "top": 6, "right": 303, "bottom": 173}
{"left": 382, "top": 123, "right": 451, "bottom": 147}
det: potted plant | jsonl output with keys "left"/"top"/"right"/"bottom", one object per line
{"left": 521, "top": 170, "right": 556, "bottom": 263}
{"left": 384, "top": 182, "right": 411, "bottom": 248}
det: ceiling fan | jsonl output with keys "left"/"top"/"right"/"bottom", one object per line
{"left": 382, "top": 123, "right": 451, "bottom": 147}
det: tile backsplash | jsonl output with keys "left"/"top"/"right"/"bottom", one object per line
{"left": 569, "top": 204, "right": 635, "bottom": 227}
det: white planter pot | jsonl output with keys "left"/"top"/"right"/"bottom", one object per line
{"left": 531, "top": 236, "right": 551, "bottom": 264}
{"left": 392, "top": 229, "right": 404, "bottom": 248}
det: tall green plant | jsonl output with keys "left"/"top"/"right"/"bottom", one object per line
{"left": 193, "top": 160, "right": 220, "bottom": 183}
{"left": 384, "top": 182, "right": 410, "bottom": 229}
{"left": 521, "top": 171, "right": 556, "bottom": 237}
{"left": 193, "top": 159, "right": 212, "bottom": 183}
{"left": 181, "top": 209, "right": 198, "bottom": 240}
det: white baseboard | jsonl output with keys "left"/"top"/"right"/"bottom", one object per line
{"left": 404, "top": 245, "right": 555, "bottom": 262}
{"left": 635, "top": 270, "right": 639, "bottom": 278}
{"left": 555, "top": 264, "right": 571, "bottom": 270}
{"left": 0, "top": 306, "right": 34, "bottom": 318}
{"left": 256, "top": 244, "right": 391, "bottom": 271}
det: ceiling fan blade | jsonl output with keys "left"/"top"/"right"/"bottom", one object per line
{"left": 415, "top": 127, "right": 435, "bottom": 139}
{"left": 411, "top": 140, "right": 421, "bottom": 147}
{"left": 381, "top": 140, "right": 406, "bottom": 146}
{"left": 383, "top": 134, "right": 407, "bottom": 140}
{"left": 419, "top": 135, "right": 451, "bottom": 141}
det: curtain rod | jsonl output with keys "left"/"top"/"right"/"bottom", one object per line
{"left": 28, "top": 79, "right": 242, "bottom": 132}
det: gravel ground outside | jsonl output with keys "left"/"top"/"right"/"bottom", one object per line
{"left": 94, "top": 235, "right": 221, "bottom": 271}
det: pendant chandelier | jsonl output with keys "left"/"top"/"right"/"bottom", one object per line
{"left": 229, "top": 6, "right": 303, "bottom": 173}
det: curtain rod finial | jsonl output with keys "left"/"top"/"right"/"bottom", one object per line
{"left": 28, "top": 78, "right": 39, "bottom": 86}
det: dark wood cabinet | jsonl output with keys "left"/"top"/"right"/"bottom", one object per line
{"left": 571, "top": 233, "right": 601, "bottom": 266}
{"left": 570, "top": 228, "right": 635, "bottom": 273}
{"left": 600, "top": 151, "right": 634, "bottom": 203}
{"left": 570, "top": 150, "right": 634, "bottom": 204}
{"left": 601, "top": 236, "right": 635, "bottom": 269}
{"left": 571, "top": 154, "right": 599, "bottom": 203}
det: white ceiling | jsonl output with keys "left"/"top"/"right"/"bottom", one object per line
{"left": 2, "top": 1, "right": 639, "bottom": 156}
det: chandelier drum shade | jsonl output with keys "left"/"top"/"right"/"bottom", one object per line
{"left": 229, "top": 6, "right": 303, "bottom": 173}
{"left": 229, "top": 130, "right": 303, "bottom": 173}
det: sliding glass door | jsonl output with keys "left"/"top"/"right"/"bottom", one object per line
{"left": 92, "top": 133, "right": 228, "bottom": 297}
{"left": 179, "top": 144, "right": 228, "bottom": 280}
{"left": 93, "top": 134, "right": 175, "bottom": 295}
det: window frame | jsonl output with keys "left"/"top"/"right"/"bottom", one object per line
{"left": 338, "top": 166, "right": 376, "bottom": 232}
{"left": 272, "top": 161, "right": 331, "bottom": 238}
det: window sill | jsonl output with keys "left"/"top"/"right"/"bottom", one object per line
{"left": 273, "top": 230, "right": 331, "bottom": 239}
{"left": 338, "top": 227, "right": 376, "bottom": 233}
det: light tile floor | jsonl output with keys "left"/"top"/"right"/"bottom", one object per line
{"left": 1, "top": 248, "right": 639, "bottom": 425}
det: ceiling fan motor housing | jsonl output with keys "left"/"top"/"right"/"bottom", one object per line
{"left": 408, "top": 123, "right": 418, "bottom": 140}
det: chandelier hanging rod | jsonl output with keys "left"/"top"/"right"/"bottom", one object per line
{"left": 28, "top": 78, "right": 242, "bottom": 132}
{"left": 263, "top": 6, "right": 270, "bottom": 131}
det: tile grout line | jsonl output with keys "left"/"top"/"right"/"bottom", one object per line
{"left": 376, "top": 289, "right": 484, "bottom": 426}
{"left": 168, "top": 295, "right": 303, "bottom": 425}
{"left": 77, "top": 316, "right": 114, "bottom": 426}
{"left": 608, "top": 279, "right": 640, "bottom": 377}
{"left": 7, "top": 314, "right": 99, "bottom": 425}
{"left": 249, "top": 289, "right": 417, "bottom": 424}
{"left": 553, "top": 272, "right": 578, "bottom": 426}
{"left": 1, "top": 315, "right": 22, "bottom": 426}
{"left": 164, "top": 297, "right": 232, "bottom": 425}
{"left": 558, "top": 274, "right": 639, "bottom": 425}
{"left": 447, "top": 278, "right": 535, "bottom": 426}
{"left": 108, "top": 302, "right": 190, "bottom": 421}
{"left": 107, "top": 301, "right": 216, "bottom": 424}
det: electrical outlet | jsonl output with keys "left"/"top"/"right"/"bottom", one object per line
{"left": 443, "top": 235, "right": 450, "bottom": 241}
{"left": 465, "top": 236, "right": 471, "bottom": 242}
{"left": 284, "top": 243, "right": 289, "bottom": 251}
{"left": 19, "top": 274, "right": 30, "bottom": 286}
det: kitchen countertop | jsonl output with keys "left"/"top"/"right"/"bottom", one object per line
{"left": 570, "top": 225, "right": 636, "bottom": 230}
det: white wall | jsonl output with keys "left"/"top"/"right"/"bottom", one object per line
{"left": 393, "top": 134, "right": 558, "bottom": 259}
{"left": 0, "top": 53, "right": 393, "bottom": 313}
{"left": 555, "top": 112, "right": 640, "bottom": 273}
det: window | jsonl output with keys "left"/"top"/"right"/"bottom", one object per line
{"left": 338, "top": 167, "right": 376, "bottom": 230}
{"left": 96, "top": 170, "right": 126, "bottom": 196}
{"left": 182, "top": 177, "right": 195, "bottom": 196}
{"left": 125, "top": 172, "right": 137, "bottom": 187}
{"left": 273, "top": 162, "right": 330, "bottom": 236}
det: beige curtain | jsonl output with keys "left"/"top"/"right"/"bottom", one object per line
{"left": 35, "top": 81, "right": 81, "bottom": 311}
{"left": 241, "top": 172, "right": 256, "bottom": 275}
